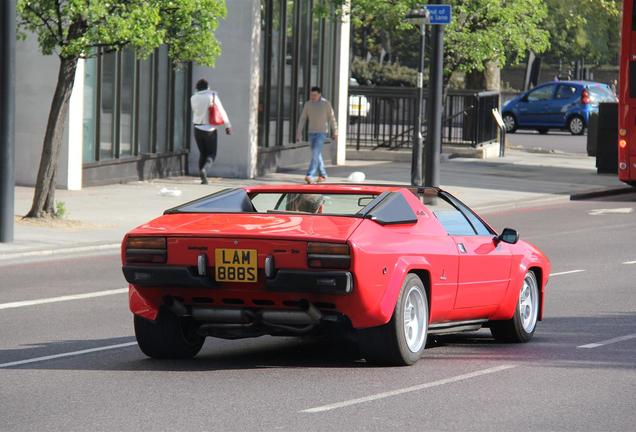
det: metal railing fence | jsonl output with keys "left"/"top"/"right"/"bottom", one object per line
{"left": 347, "top": 87, "right": 500, "bottom": 150}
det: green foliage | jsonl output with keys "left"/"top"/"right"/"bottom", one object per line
{"left": 17, "top": 0, "right": 227, "bottom": 65}
{"left": 444, "top": 0, "right": 549, "bottom": 75}
{"left": 329, "top": 0, "right": 550, "bottom": 86}
{"left": 542, "top": 0, "right": 620, "bottom": 65}
{"left": 350, "top": 58, "right": 420, "bottom": 87}
{"left": 54, "top": 201, "right": 67, "bottom": 219}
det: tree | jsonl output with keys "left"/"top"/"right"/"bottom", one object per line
{"left": 17, "top": 0, "right": 227, "bottom": 218}
{"left": 542, "top": 0, "right": 620, "bottom": 66}
{"left": 329, "top": 0, "right": 550, "bottom": 89}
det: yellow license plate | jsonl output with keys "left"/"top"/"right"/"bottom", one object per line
{"left": 214, "top": 248, "right": 257, "bottom": 282}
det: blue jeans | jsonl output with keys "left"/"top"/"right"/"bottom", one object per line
{"left": 306, "top": 132, "right": 327, "bottom": 178}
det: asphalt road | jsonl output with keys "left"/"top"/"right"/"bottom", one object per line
{"left": 508, "top": 130, "right": 588, "bottom": 155}
{"left": 1, "top": 192, "right": 635, "bottom": 431}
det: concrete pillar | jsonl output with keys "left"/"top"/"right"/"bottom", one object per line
{"left": 334, "top": 1, "right": 351, "bottom": 166}
{"left": 190, "top": 0, "right": 261, "bottom": 179}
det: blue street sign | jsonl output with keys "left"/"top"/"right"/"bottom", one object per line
{"left": 425, "top": 4, "right": 452, "bottom": 25}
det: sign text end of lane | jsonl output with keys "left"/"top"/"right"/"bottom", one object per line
{"left": 425, "top": 4, "right": 452, "bottom": 25}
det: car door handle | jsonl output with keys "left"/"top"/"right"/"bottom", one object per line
{"left": 457, "top": 243, "right": 467, "bottom": 254}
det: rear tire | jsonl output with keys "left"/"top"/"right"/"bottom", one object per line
{"left": 490, "top": 271, "right": 539, "bottom": 343}
{"left": 134, "top": 311, "right": 204, "bottom": 359}
{"left": 359, "top": 274, "right": 428, "bottom": 366}
{"left": 567, "top": 115, "right": 585, "bottom": 135}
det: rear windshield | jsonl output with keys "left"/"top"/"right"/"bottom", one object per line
{"left": 588, "top": 85, "right": 617, "bottom": 103}
{"left": 165, "top": 188, "right": 385, "bottom": 216}
{"left": 250, "top": 192, "right": 379, "bottom": 215}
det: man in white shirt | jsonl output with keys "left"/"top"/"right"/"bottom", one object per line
{"left": 190, "top": 79, "right": 232, "bottom": 184}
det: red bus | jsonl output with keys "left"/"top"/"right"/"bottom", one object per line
{"left": 619, "top": 0, "right": 636, "bottom": 185}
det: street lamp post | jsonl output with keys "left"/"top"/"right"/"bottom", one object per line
{"left": 406, "top": 7, "right": 429, "bottom": 187}
{"left": 1, "top": 0, "right": 16, "bottom": 242}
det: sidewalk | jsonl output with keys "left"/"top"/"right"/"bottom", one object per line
{"left": 0, "top": 149, "right": 627, "bottom": 260}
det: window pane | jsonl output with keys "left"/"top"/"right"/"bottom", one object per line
{"left": 99, "top": 51, "right": 116, "bottom": 160}
{"left": 311, "top": 7, "right": 322, "bottom": 87}
{"left": 119, "top": 49, "right": 135, "bottom": 157}
{"left": 281, "top": 0, "right": 294, "bottom": 144}
{"left": 527, "top": 85, "right": 555, "bottom": 101}
{"left": 556, "top": 85, "right": 577, "bottom": 100}
{"left": 173, "top": 67, "right": 186, "bottom": 151}
{"left": 269, "top": 0, "right": 281, "bottom": 146}
{"left": 137, "top": 56, "right": 153, "bottom": 155}
{"left": 426, "top": 196, "right": 476, "bottom": 236}
{"left": 155, "top": 46, "right": 169, "bottom": 153}
{"left": 82, "top": 57, "right": 97, "bottom": 163}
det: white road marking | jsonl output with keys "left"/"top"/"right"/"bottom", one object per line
{"left": 588, "top": 208, "right": 634, "bottom": 215}
{"left": 300, "top": 365, "right": 517, "bottom": 413}
{"left": 578, "top": 333, "right": 636, "bottom": 349}
{"left": 623, "top": 260, "right": 636, "bottom": 265}
{"left": 0, "top": 342, "right": 138, "bottom": 368}
{"left": 0, "top": 288, "right": 128, "bottom": 310}
{"left": 549, "top": 270, "right": 586, "bottom": 277}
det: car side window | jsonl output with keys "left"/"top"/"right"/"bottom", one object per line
{"left": 556, "top": 85, "right": 578, "bottom": 99}
{"left": 426, "top": 195, "right": 476, "bottom": 236}
{"left": 527, "top": 85, "right": 556, "bottom": 102}
{"left": 442, "top": 193, "right": 494, "bottom": 236}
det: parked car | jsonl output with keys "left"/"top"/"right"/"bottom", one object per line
{"left": 502, "top": 80, "right": 617, "bottom": 135}
{"left": 349, "top": 77, "right": 370, "bottom": 121}
{"left": 122, "top": 184, "right": 550, "bottom": 366}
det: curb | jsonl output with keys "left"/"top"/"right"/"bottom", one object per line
{"left": 569, "top": 186, "right": 634, "bottom": 201}
{"left": 0, "top": 243, "right": 120, "bottom": 262}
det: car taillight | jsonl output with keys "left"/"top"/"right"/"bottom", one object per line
{"left": 619, "top": 139, "right": 628, "bottom": 149}
{"left": 581, "top": 89, "right": 590, "bottom": 105}
{"left": 307, "top": 242, "right": 350, "bottom": 269}
{"left": 125, "top": 236, "right": 167, "bottom": 264}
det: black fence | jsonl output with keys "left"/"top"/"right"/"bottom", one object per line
{"left": 347, "top": 87, "right": 500, "bottom": 150}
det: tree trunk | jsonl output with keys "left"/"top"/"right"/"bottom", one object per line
{"left": 465, "top": 61, "right": 501, "bottom": 91}
{"left": 26, "top": 57, "right": 78, "bottom": 218}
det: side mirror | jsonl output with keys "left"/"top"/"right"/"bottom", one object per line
{"left": 497, "top": 228, "right": 519, "bottom": 244}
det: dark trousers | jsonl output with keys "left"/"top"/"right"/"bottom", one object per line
{"left": 194, "top": 127, "right": 218, "bottom": 172}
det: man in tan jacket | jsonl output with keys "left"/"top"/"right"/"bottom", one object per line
{"left": 296, "top": 87, "right": 337, "bottom": 184}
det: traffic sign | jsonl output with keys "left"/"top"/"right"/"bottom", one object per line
{"left": 425, "top": 4, "right": 452, "bottom": 25}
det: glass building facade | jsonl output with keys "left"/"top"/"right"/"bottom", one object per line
{"left": 82, "top": 47, "right": 189, "bottom": 173}
{"left": 258, "top": 0, "right": 339, "bottom": 148}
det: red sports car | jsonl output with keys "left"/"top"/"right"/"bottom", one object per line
{"left": 122, "top": 184, "right": 550, "bottom": 365}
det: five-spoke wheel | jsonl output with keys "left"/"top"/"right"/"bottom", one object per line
{"left": 490, "top": 270, "right": 540, "bottom": 342}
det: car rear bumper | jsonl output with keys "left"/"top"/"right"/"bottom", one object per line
{"left": 123, "top": 265, "right": 352, "bottom": 295}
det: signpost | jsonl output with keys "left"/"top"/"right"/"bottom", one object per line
{"left": 423, "top": 2, "right": 451, "bottom": 188}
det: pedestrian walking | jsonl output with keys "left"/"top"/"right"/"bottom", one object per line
{"left": 296, "top": 86, "right": 337, "bottom": 184}
{"left": 190, "top": 79, "right": 232, "bottom": 184}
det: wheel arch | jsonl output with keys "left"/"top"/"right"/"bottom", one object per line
{"left": 377, "top": 256, "right": 432, "bottom": 326}
{"left": 528, "top": 266, "right": 545, "bottom": 321}
{"left": 566, "top": 113, "right": 585, "bottom": 131}
{"left": 407, "top": 269, "right": 431, "bottom": 319}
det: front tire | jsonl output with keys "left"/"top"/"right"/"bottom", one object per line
{"left": 503, "top": 113, "right": 517, "bottom": 133}
{"left": 135, "top": 310, "right": 204, "bottom": 359}
{"left": 359, "top": 274, "right": 428, "bottom": 366}
{"left": 567, "top": 115, "right": 585, "bottom": 135}
{"left": 490, "top": 271, "right": 540, "bottom": 343}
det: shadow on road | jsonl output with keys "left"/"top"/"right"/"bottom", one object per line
{"left": 2, "top": 313, "right": 635, "bottom": 372}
